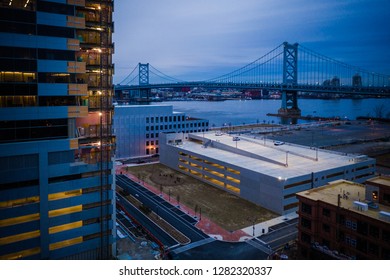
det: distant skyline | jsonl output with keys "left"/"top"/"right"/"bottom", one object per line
{"left": 113, "top": 0, "right": 390, "bottom": 83}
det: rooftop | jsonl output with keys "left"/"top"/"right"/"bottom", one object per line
{"left": 366, "top": 176, "right": 390, "bottom": 187}
{"left": 176, "top": 131, "right": 373, "bottom": 180}
{"left": 297, "top": 179, "right": 390, "bottom": 223}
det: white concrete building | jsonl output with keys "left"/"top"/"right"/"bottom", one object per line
{"left": 159, "top": 132, "right": 376, "bottom": 215}
{"left": 114, "top": 105, "right": 209, "bottom": 159}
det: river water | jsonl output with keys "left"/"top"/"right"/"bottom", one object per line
{"left": 152, "top": 98, "right": 390, "bottom": 127}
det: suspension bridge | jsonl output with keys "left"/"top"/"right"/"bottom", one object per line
{"left": 116, "top": 42, "right": 390, "bottom": 116}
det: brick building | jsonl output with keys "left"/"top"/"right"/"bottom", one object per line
{"left": 296, "top": 177, "right": 390, "bottom": 259}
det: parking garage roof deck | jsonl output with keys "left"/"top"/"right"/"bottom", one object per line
{"left": 173, "top": 131, "right": 374, "bottom": 180}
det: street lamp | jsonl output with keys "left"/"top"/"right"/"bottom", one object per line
{"left": 247, "top": 217, "right": 257, "bottom": 236}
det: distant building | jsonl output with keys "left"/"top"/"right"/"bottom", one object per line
{"left": 113, "top": 105, "right": 209, "bottom": 159}
{"left": 296, "top": 177, "right": 390, "bottom": 260}
{"left": 331, "top": 76, "right": 340, "bottom": 87}
{"left": 323, "top": 76, "right": 341, "bottom": 87}
{"left": 159, "top": 132, "right": 376, "bottom": 215}
{"left": 352, "top": 73, "right": 362, "bottom": 87}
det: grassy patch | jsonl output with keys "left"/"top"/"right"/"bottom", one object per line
{"left": 126, "top": 163, "right": 278, "bottom": 231}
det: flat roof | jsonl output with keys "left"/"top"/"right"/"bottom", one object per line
{"left": 297, "top": 180, "right": 390, "bottom": 223}
{"left": 177, "top": 131, "right": 373, "bottom": 180}
{"left": 365, "top": 176, "right": 390, "bottom": 187}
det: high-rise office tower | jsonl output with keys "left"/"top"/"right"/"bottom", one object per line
{"left": 0, "top": 0, "right": 115, "bottom": 259}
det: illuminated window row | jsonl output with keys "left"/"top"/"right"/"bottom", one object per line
{"left": 178, "top": 165, "right": 189, "bottom": 172}
{"left": 49, "top": 221, "right": 83, "bottom": 234}
{"left": 0, "top": 230, "right": 40, "bottom": 246}
{"left": 189, "top": 161, "right": 202, "bottom": 169}
{"left": 49, "top": 205, "right": 82, "bottom": 217}
{"left": 0, "top": 219, "right": 84, "bottom": 246}
{"left": 204, "top": 167, "right": 224, "bottom": 178}
{"left": 226, "top": 184, "right": 240, "bottom": 194}
{"left": 204, "top": 160, "right": 224, "bottom": 170}
{"left": 0, "top": 205, "right": 83, "bottom": 228}
{"left": 189, "top": 155, "right": 202, "bottom": 162}
{"left": 0, "top": 213, "right": 40, "bottom": 228}
{"left": 49, "top": 236, "right": 83, "bottom": 251}
{"left": 227, "top": 167, "right": 240, "bottom": 175}
{"left": 190, "top": 169, "right": 202, "bottom": 178}
{"left": 204, "top": 175, "right": 225, "bottom": 188}
{"left": 0, "top": 71, "right": 36, "bottom": 83}
{"left": 226, "top": 176, "right": 240, "bottom": 184}
{"left": 0, "top": 196, "right": 40, "bottom": 208}
{"left": 179, "top": 158, "right": 189, "bottom": 164}
{"left": 0, "top": 96, "right": 37, "bottom": 108}
{"left": 48, "top": 189, "right": 82, "bottom": 201}
{"left": 0, "top": 247, "right": 41, "bottom": 260}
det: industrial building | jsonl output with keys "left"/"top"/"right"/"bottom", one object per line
{"left": 113, "top": 105, "right": 209, "bottom": 159}
{"left": 159, "top": 131, "right": 376, "bottom": 215}
{"left": 0, "top": 0, "right": 115, "bottom": 259}
{"left": 296, "top": 177, "right": 390, "bottom": 259}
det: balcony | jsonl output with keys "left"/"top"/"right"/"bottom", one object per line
{"left": 68, "top": 84, "right": 88, "bottom": 96}
{"left": 67, "top": 16, "right": 85, "bottom": 29}
{"left": 67, "top": 0, "right": 85, "bottom": 6}
{"left": 68, "top": 106, "right": 88, "bottom": 118}
{"left": 67, "top": 39, "right": 80, "bottom": 51}
{"left": 77, "top": 124, "right": 112, "bottom": 138}
{"left": 67, "top": 62, "right": 86, "bottom": 74}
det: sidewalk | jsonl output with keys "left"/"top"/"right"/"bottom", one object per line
{"left": 241, "top": 212, "right": 298, "bottom": 237}
{"left": 116, "top": 166, "right": 251, "bottom": 242}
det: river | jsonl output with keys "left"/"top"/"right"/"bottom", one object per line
{"left": 152, "top": 98, "right": 390, "bottom": 127}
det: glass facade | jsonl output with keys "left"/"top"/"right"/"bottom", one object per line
{"left": 0, "top": 0, "right": 115, "bottom": 260}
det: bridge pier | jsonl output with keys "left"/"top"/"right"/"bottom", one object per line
{"left": 278, "top": 43, "right": 301, "bottom": 117}
{"left": 278, "top": 90, "right": 301, "bottom": 116}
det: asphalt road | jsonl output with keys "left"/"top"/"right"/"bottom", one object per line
{"left": 116, "top": 174, "right": 277, "bottom": 259}
{"left": 117, "top": 175, "right": 209, "bottom": 244}
{"left": 117, "top": 194, "right": 178, "bottom": 247}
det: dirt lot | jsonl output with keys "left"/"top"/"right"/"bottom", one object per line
{"left": 125, "top": 163, "right": 278, "bottom": 231}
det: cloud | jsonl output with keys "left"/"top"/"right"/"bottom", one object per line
{"left": 113, "top": 0, "right": 390, "bottom": 83}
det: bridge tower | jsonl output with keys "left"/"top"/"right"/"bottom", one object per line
{"left": 138, "top": 63, "right": 151, "bottom": 101}
{"left": 278, "top": 42, "right": 301, "bottom": 116}
{"left": 138, "top": 63, "right": 149, "bottom": 85}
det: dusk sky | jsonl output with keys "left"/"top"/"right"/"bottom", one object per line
{"left": 113, "top": 0, "right": 390, "bottom": 83}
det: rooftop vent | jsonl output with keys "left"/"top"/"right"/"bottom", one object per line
{"left": 353, "top": 201, "right": 368, "bottom": 211}
{"left": 379, "top": 211, "right": 390, "bottom": 222}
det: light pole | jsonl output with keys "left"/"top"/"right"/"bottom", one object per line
{"left": 248, "top": 217, "right": 257, "bottom": 236}
{"left": 285, "top": 151, "right": 289, "bottom": 167}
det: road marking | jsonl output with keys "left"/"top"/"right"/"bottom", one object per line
{"left": 171, "top": 238, "right": 215, "bottom": 254}
{"left": 246, "top": 239, "right": 272, "bottom": 254}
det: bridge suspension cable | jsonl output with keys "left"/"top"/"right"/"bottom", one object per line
{"left": 298, "top": 44, "right": 390, "bottom": 87}
{"left": 118, "top": 64, "right": 138, "bottom": 85}
{"left": 149, "top": 64, "right": 187, "bottom": 83}
{"left": 206, "top": 43, "right": 285, "bottom": 84}
{"left": 118, "top": 41, "right": 390, "bottom": 93}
